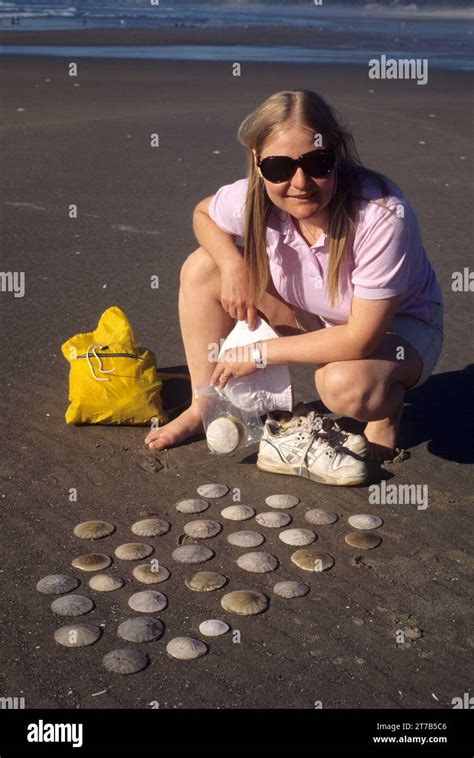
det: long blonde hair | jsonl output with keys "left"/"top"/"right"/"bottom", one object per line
{"left": 237, "top": 90, "right": 394, "bottom": 308}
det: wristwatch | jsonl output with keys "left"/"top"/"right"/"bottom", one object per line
{"left": 252, "top": 342, "right": 266, "bottom": 369}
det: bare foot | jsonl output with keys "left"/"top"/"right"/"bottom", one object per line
{"left": 364, "top": 402, "right": 404, "bottom": 464}
{"left": 145, "top": 405, "right": 204, "bottom": 450}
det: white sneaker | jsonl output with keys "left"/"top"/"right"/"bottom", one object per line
{"left": 257, "top": 415, "right": 369, "bottom": 486}
{"left": 277, "top": 407, "right": 368, "bottom": 459}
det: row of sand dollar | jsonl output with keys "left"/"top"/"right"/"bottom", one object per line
{"left": 35, "top": 483, "right": 383, "bottom": 674}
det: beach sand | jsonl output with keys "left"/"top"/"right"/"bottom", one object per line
{"left": 0, "top": 39, "right": 473, "bottom": 709}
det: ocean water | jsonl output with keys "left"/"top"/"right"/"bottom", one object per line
{"left": 0, "top": 1, "right": 472, "bottom": 71}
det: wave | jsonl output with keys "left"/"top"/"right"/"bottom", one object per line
{"left": 362, "top": 4, "right": 474, "bottom": 20}
{"left": 1, "top": 2, "right": 472, "bottom": 24}
{"left": 1, "top": 43, "right": 472, "bottom": 71}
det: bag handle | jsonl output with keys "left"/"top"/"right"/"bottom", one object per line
{"left": 86, "top": 343, "right": 117, "bottom": 382}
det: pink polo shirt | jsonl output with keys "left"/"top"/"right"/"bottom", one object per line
{"left": 208, "top": 175, "right": 443, "bottom": 327}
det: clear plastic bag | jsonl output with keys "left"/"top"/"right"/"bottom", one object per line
{"left": 194, "top": 381, "right": 265, "bottom": 454}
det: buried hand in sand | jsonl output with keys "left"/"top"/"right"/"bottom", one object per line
{"left": 145, "top": 89, "right": 444, "bottom": 467}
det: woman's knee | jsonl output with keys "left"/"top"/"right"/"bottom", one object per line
{"left": 180, "top": 246, "right": 219, "bottom": 288}
{"left": 316, "top": 364, "right": 373, "bottom": 417}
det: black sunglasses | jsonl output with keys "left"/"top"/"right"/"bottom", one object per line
{"left": 257, "top": 147, "right": 336, "bottom": 183}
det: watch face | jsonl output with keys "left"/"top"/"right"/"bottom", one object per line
{"left": 256, "top": 353, "right": 265, "bottom": 368}
{"left": 252, "top": 343, "right": 265, "bottom": 368}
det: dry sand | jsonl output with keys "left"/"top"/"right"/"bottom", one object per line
{"left": 0, "top": 39, "right": 473, "bottom": 709}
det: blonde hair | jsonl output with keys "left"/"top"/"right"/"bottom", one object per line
{"left": 237, "top": 90, "right": 394, "bottom": 308}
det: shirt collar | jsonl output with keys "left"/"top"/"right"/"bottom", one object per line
{"left": 280, "top": 211, "right": 327, "bottom": 250}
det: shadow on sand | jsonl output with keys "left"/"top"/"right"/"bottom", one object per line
{"left": 337, "top": 364, "right": 474, "bottom": 465}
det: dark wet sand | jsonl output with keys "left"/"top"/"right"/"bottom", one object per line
{"left": 0, "top": 44, "right": 473, "bottom": 710}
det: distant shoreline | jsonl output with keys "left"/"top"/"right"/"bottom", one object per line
{"left": 0, "top": 20, "right": 471, "bottom": 47}
{"left": 0, "top": 24, "right": 472, "bottom": 72}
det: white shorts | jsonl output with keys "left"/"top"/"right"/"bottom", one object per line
{"left": 292, "top": 301, "right": 444, "bottom": 390}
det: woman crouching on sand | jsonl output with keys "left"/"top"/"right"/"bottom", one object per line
{"left": 145, "top": 89, "right": 443, "bottom": 470}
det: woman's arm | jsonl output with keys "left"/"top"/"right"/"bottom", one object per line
{"left": 261, "top": 295, "right": 401, "bottom": 365}
{"left": 193, "top": 197, "right": 243, "bottom": 271}
{"left": 210, "top": 295, "right": 402, "bottom": 387}
{"left": 193, "top": 194, "right": 259, "bottom": 329}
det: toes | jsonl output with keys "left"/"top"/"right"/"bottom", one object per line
{"left": 148, "top": 439, "right": 169, "bottom": 451}
{"left": 145, "top": 431, "right": 161, "bottom": 443}
{"left": 146, "top": 433, "right": 166, "bottom": 447}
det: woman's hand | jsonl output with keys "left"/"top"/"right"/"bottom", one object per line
{"left": 210, "top": 345, "right": 258, "bottom": 389}
{"left": 220, "top": 259, "right": 258, "bottom": 330}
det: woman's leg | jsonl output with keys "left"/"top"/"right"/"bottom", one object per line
{"left": 314, "top": 333, "right": 423, "bottom": 461}
{"left": 145, "top": 247, "right": 300, "bottom": 450}
{"left": 145, "top": 247, "right": 233, "bottom": 449}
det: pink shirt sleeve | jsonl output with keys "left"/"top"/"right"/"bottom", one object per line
{"left": 351, "top": 200, "right": 416, "bottom": 300}
{"left": 207, "top": 178, "right": 248, "bottom": 237}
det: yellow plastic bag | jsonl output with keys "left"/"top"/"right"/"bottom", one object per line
{"left": 61, "top": 306, "right": 169, "bottom": 426}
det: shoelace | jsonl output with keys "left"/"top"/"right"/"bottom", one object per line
{"left": 282, "top": 410, "right": 348, "bottom": 447}
{"left": 290, "top": 412, "right": 339, "bottom": 476}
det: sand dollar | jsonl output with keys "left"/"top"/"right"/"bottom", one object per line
{"left": 54, "top": 623, "right": 101, "bottom": 648}
{"left": 227, "top": 531, "right": 265, "bottom": 548}
{"left": 114, "top": 543, "right": 154, "bottom": 561}
{"left": 236, "top": 551, "right": 278, "bottom": 573}
{"left": 50, "top": 594, "right": 94, "bottom": 616}
{"left": 71, "top": 553, "right": 112, "bottom": 572}
{"left": 197, "top": 483, "right": 229, "bottom": 498}
{"left": 117, "top": 616, "right": 164, "bottom": 643}
{"left": 304, "top": 508, "right": 338, "bottom": 525}
{"left": 127, "top": 590, "right": 167, "bottom": 613}
{"left": 273, "top": 581, "right": 310, "bottom": 598}
{"left": 255, "top": 511, "right": 291, "bottom": 528}
{"left": 291, "top": 548, "right": 335, "bottom": 572}
{"left": 184, "top": 571, "right": 227, "bottom": 592}
{"left": 36, "top": 574, "right": 80, "bottom": 595}
{"left": 172, "top": 545, "right": 214, "bottom": 564}
{"left": 131, "top": 518, "right": 170, "bottom": 537}
{"left": 183, "top": 520, "right": 222, "bottom": 539}
{"left": 199, "top": 619, "right": 230, "bottom": 637}
{"left": 221, "top": 590, "right": 269, "bottom": 616}
{"left": 133, "top": 563, "right": 170, "bottom": 584}
{"left": 102, "top": 648, "right": 149, "bottom": 675}
{"left": 176, "top": 498, "right": 209, "bottom": 514}
{"left": 73, "top": 520, "right": 115, "bottom": 540}
{"left": 278, "top": 528, "right": 316, "bottom": 546}
{"left": 221, "top": 505, "right": 255, "bottom": 521}
{"left": 265, "top": 494, "right": 299, "bottom": 509}
{"left": 88, "top": 574, "right": 124, "bottom": 592}
{"left": 345, "top": 531, "right": 382, "bottom": 550}
{"left": 347, "top": 514, "right": 383, "bottom": 530}
{"left": 206, "top": 416, "right": 246, "bottom": 454}
{"left": 166, "top": 636, "right": 208, "bottom": 660}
